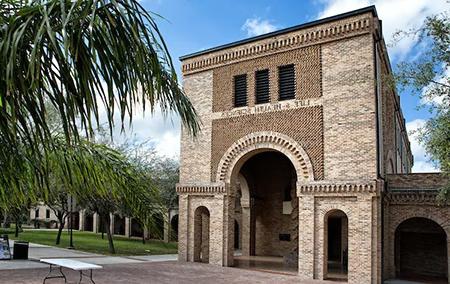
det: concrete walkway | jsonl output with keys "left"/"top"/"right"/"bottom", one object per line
{"left": 0, "top": 240, "right": 177, "bottom": 270}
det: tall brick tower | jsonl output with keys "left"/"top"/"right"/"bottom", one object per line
{"left": 176, "top": 6, "right": 449, "bottom": 284}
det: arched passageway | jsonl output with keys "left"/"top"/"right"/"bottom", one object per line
{"left": 395, "top": 217, "right": 448, "bottom": 282}
{"left": 149, "top": 213, "right": 164, "bottom": 240}
{"left": 170, "top": 214, "right": 178, "bottom": 241}
{"left": 84, "top": 213, "right": 94, "bottom": 231}
{"left": 68, "top": 212, "right": 80, "bottom": 230}
{"left": 233, "top": 151, "right": 298, "bottom": 274}
{"left": 113, "top": 215, "right": 125, "bottom": 235}
{"left": 194, "top": 206, "right": 210, "bottom": 263}
{"left": 130, "top": 218, "right": 143, "bottom": 237}
{"left": 324, "top": 209, "right": 348, "bottom": 281}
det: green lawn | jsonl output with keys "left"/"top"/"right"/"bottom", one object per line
{"left": 10, "top": 230, "right": 177, "bottom": 256}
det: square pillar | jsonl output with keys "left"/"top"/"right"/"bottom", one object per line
{"left": 125, "top": 217, "right": 130, "bottom": 237}
{"left": 93, "top": 213, "right": 99, "bottom": 233}
{"left": 298, "top": 195, "right": 315, "bottom": 279}
{"left": 109, "top": 213, "right": 114, "bottom": 235}
{"left": 178, "top": 195, "right": 189, "bottom": 261}
{"left": 240, "top": 203, "right": 251, "bottom": 256}
{"left": 163, "top": 212, "right": 170, "bottom": 243}
{"left": 79, "top": 210, "right": 85, "bottom": 231}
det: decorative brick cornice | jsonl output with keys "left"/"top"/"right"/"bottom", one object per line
{"left": 297, "top": 180, "right": 379, "bottom": 194}
{"left": 176, "top": 183, "right": 226, "bottom": 194}
{"left": 181, "top": 16, "right": 372, "bottom": 75}
{"left": 386, "top": 190, "right": 441, "bottom": 205}
{"left": 217, "top": 132, "right": 315, "bottom": 184}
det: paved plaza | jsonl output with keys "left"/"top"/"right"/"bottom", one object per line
{"left": 0, "top": 261, "right": 325, "bottom": 284}
{"left": 0, "top": 242, "right": 434, "bottom": 283}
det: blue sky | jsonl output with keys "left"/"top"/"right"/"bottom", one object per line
{"left": 106, "top": 0, "right": 448, "bottom": 172}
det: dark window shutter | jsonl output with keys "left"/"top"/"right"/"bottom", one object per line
{"left": 255, "top": 69, "right": 270, "bottom": 104}
{"left": 234, "top": 74, "right": 247, "bottom": 107}
{"left": 278, "top": 64, "right": 295, "bottom": 100}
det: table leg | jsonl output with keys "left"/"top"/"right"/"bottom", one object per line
{"left": 43, "top": 264, "right": 67, "bottom": 284}
{"left": 78, "top": 269, "right": 95, "bottom": 284}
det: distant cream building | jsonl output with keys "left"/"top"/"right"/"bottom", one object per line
{"left": 176, "top": 6, "right": 449, "bottom": 284}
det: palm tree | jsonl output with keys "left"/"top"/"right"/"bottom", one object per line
{"left": 0, "top": 0, "right": 198, "bottom": 201}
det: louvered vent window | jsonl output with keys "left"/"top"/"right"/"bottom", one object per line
{"left": 234, "top": 74, "right": 247, "bottom": 107}
{"left": 278, "top": 64, "right": 295, "bottom": 100}
{"left": 255, "top": 69, "right": 270, "bottom": 104}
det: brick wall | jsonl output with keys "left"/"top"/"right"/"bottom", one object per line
{"left": 213, "top": 45, "right": 321, "bottom": 112}
{"left": 180, "top": 71, "right": 213, "bottom": 183}
{"left": 211, "top": 106, "right": 323, "bottom": 181}
{"left": 322, "top": 34, "right": 377, "bottom": 180}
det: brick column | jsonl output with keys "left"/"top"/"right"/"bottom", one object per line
{"left": 79, "top": 210, "right": 85, "bottom": 231}
{"left": 298, "top": 195, "right": 315, "bottom": 279}
{"left": 240, "top": 201, "right": 251, "bottom": 256}
{"left": 163, "top": 212, "right": 170, "bottom": 243}
{"left": 125, "top": 217, "right": 130, "bottom": 237}
{"left": 109, "top": 213, "right": 114, "bottom": 235}
{"left": 93, "top": 213, "right": 99, "bottom": 233}
{"left": 178, "top": 195, "right": 189, "bottom": 261}
{"left": 223, "top": 194, "right": 234, "bottom": 267}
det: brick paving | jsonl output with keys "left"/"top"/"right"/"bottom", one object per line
{"left": 0, "top": 261, "right": 332, "bottom": 284}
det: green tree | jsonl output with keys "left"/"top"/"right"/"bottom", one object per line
{"left": 0, "top": 0, "right": 198, "bottom": 203}
{"left": 394, "top": 11, "right": 450, "bottom": 201}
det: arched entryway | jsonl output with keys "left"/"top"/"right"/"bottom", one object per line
{"left": 194, "top": 206, "right": 210, "bottom": 263}
{"left": 170, "top": 214, "right": 178, "bottom": 241}
{"left": 68, "top": 212, "right": 80, "bottom": 230}
{"left": 395, "top": 217, "right": 448, "bottom": 282}
{"left": 216, "top": 132, "right": 314, "bottom": 273}
{"left": 84, "top": 213, "right": 94, "bottom": 232}
{"left": 149, "top": 213, "right": 164, "bottom": 240}
{"left": 130, "top": 218, "right": 144, "bottom": 237}
{"left": 113, "top": 214, "right": 125, "bottom": 235}
{"left": 324, "top": 209, "right": 348, "bottom": 281}
{"left": 233, "top": 151, "right": 299, "bottom": 274}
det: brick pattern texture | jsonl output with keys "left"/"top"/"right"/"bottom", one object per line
{"left": 213, "top": 45, "right": 321, "bottom": 112}
{"left": 211, "top": 106, "right": 323, "bottom": 181}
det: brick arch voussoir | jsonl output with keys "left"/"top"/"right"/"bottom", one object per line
{"left": 216, "top": 132, "right": 315, "bottom": 186}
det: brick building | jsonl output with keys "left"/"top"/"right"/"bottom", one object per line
{"left": 176, "top": 6, "right": 449, "bottom": 284}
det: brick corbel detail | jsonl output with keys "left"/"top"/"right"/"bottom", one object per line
{"left": 182, "top": 16, "right": 372, "bottom": 74}
{"left": 176, "top": 183, "right": 226, "bottom": 195}
{"left": 386, "top": 190, "right": 441, "bottom": 205}
{"left": 297, "top": 180, "right": 380, "bottom": 195}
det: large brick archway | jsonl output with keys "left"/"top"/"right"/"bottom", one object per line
{"left": 214, "top": 131, "right": 315, "bottom": 271}
{"left": 216, "top": 131, "right": 315, "bottom": 187}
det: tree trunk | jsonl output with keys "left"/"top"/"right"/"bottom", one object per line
{"left": 55, "top": 211, "right": 65, "bottom": 245}
{"left": 104, "top": 214, "right": 115, "bottom": 254}
{"left": 56, "top": 221, "right": 65, "bottom": 245}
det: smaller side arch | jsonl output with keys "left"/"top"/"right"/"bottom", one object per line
{"left": 323, "top": 209, "right": 349, "bottom": 280}
{"left": 193, "top": 206, "right": 210, "bottom": 263}
{"left": 394, "top": 217, "right": 448, "bottom": 280}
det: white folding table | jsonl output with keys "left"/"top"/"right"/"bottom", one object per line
{"left": 40, "top": 258, "right": 102, "bottom": 284}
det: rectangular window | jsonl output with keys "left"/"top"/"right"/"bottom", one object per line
{"left": 35, "top": 209, "right": 39, "bottom": 218}
{"left": 234, "top": 74, "right": 247, "bottom": 107}
{"left": 278, "top": 64, "right": 295, "bottom": 100}
{"left": 255, "top": 69, "right": 270, "bottom": 104}
{"left": 46, "top": 209, "right": 50, "bottom": 219}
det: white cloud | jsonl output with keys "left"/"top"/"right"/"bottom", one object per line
{"left": 405, "top": 119, "right": 439, "bottom": 173}
{"left": 242, "top": 17, "right": 278, "bottom": 37}
{"left": 317, "top": 0, "right": 446, "bottom": 59}
{"left": 95, "top": 94, "right": 181, "bottom": 159}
